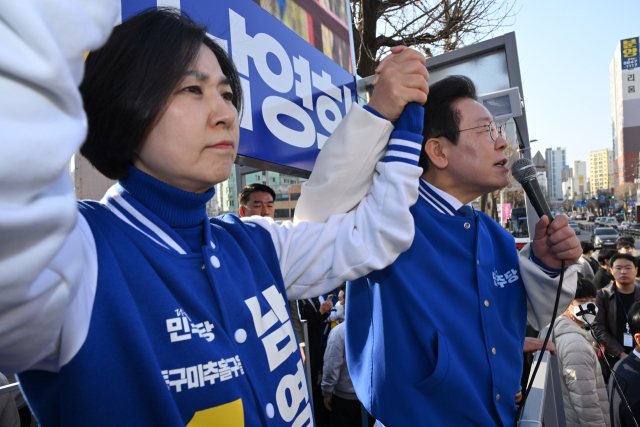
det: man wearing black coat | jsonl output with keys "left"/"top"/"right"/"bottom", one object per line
{"left": 609, "top": 302, "right": 640, "bottom": 427}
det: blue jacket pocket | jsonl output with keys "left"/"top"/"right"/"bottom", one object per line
{"left": 414, "top": 330, "right": 449, "bottom": 394}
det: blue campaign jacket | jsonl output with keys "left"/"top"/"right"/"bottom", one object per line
{"left": 347, "top": 182, "right": 528, "bottom": 427}
{"left": 19, "top": 169, "right": 312, "bottom": 427}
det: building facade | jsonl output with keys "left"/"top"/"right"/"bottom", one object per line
{"left": 589, "top": 149, "right": 614, "bottom": 193}
{"left": 611, "top": 36, "right": 640, "bottom": 187}
{"left": 545, "top": 147, "right": 566, "bottom": 205}
{"left": 572, "top": 160, "right": 589, "bottom": 200}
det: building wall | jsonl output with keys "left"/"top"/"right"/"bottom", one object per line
{"left": 71, "top": 153, "right": 116, "bottom": 201}
{"left": 572, "top": 160, "right": 589, "bottom": 198}
{"left": 610, "top": 37, "right": 640, "bottom": 187}
{"left": 589, "top": 149, "right": 614, "bottom": 192}
{"left": 545, "top": 147, "right": 566, "bottom": 204}
{"left": 273, "top": 184, "right": 301, "bottom": 221}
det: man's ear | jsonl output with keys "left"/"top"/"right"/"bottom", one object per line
{"left": 424, "top": 137, "right": 449, "bottom": 170}
{"left": 238, "top": 206, "right": 245, "bottom": 217}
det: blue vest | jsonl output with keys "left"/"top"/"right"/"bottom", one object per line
{"left": 19, "top": 169, "right": 312, "bottom": 427}
{"left": 346, "top": 185, "right": 527, "bottom": 427}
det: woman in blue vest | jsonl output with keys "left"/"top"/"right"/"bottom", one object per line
{"left": 0, "top": 2, "right": 429, "bottom": 426}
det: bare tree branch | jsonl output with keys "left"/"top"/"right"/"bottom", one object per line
{"left": 350, "top": 0, "right": 517, "bottom": 76}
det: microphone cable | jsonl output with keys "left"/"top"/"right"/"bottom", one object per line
{"left": 514, "top": 260, "right": 564, "bottom": 425}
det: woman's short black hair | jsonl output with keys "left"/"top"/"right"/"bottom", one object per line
{"left": 419, "top": 75, "right": 477, "bottom": 171}
{"left": 574, "top": 278, "right": 597, "bottom": 300}
{"left": 80, "top": 7, "right": 243, "bottom": 180}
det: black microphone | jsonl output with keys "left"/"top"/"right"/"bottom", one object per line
{"left": 511, "top": 158, "right": 555, "bottom": 224}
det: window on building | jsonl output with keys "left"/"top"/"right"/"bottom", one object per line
{"left": 291, "top": 208, "right": 295, "bottom": 217}
{"left": 290, "top": 193, "right": 301, "bottom": 201}
{"left": 275, "top": 194, "right": 289, "bottom": 201}
{"left": 274, "top": 209, "right": 289, "bottom": 218}
{"left": 271, "top": 177, "right": 276, "bottom": 183}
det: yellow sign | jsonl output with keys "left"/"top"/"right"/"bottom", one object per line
{"left": 187, "top": 399, "right": 244, "bottom": 427}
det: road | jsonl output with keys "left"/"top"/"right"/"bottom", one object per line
{"left": 571, "top": 219, "right": 640, "bottom": 254}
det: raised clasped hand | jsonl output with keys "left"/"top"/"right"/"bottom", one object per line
{"left": 367, "top": 46, "right": 429, "bottom": 122}
{"left": 531, "top": 215, "right": 581, "bottom": 270}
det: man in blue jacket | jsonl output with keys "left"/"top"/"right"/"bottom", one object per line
{"left": 298, "top": 71, "right": 582, "bottom": 426}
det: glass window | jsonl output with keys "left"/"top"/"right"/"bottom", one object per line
{"left": 275, "top": 194, "right": 289, "bottom": 201}
{"left": 290, "top": 193, "right": 301, "bottom": 201}
{"left": 274, "top": 209, "right": 289, "bottom": 218}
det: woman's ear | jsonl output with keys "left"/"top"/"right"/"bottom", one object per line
{"left": 424, "top": 137, "right": 449, "bottom": 170}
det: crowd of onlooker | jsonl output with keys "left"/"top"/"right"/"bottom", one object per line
{"left": 549, "top": 238, "right": 640, "bottom": 427}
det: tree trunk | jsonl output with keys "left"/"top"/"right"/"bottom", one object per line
{"left": 356, "top": 0, "right": 381, "bottom": 77}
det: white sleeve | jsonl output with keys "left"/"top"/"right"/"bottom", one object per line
{"left": 244, "top": 157, "right": 422, "bottom": 300}
{"left": 293, "top": 104, "right": 393, "bottom": 224}
{"left": 0, "top": 0, "right": 117, "bottom": 373}
{"left": 519, "top": 243, "right": 580, "bottom": 330}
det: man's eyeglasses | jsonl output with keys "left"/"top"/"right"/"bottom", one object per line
{"left": 436, "top": 121, "right": 506, "bottom": 142}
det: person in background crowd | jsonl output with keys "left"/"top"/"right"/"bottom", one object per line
{"left": 593, "top": 254, "right": 640, "bottom": 370}
{"left": 322, "top": 292, "right": 373, "bottom": 427}
{"left": 594, "top": 250, "right": 617, "bottom": 290}
{"left": 610, "top": 302, "right": 640, "bottom": 427}
{"left": 237, "top": 183, "right": 275, "bottom": 219}
{"left": 578, "top": 241, "right": 596, "bottom": 281}
{"left": 554, "top": 279, "right": 610, "bottom": 427}
{"left": 617, "top": 237, "right": 636, "bottom": 257}
{"left": 582, "top": 242, "right": 601, "bottom": 275}
{"left": 0, "top": 373, "right": 19, "bottom": 427}
{"left": 237, "top": 184, "right": 306, "bottom": 362}
{"left": 299, "top": 297, "right": 333, "bottom": 383}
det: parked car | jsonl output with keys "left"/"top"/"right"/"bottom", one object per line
{"left": 575, "top": 213, "right": 585, "bottom": 220}
{"left": 603, "top": 218, "right": 620, "bottom": 228}
{"left": 595, "top": 217, "right": 606, "bottom": 225}
{"left": 615, "top": 212, "right": 625, "bottom": 221}
{"left": 587, "top": 213, "right": 595, "bottom": 222}
{"left": 569, "top": 222, "right": 581, "bottom": 235}
{"left": 628, "top": 223, "right": 640, "bottom": 230}
{"left": 590, "top": 228, "right": 619, "bottom": 249}
{"left": 619, "top": 222, "right": 633, "bottom": 231}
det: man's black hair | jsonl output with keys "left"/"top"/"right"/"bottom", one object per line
{"left": 617, "top": 236, "right": 635, "bottom": 250}
{"left": 80, "top": 8, "right": 243, "bottom": 180}
{"left": 419, "top": 75, "right": 477, "bottom": 171}
{"left": 598, "top": 249, "right": 617, "bottom": 265}
{"left": 609, "top": 252, "right": 638, "bottom": 268}
{"left": 238, "top": 184, "right": 276, "bottom": 208}
{"left": 574, "top": 279, "right": 597, "bottom": 300}
{"left": 580, "top": 241, "right": 594, "bottom": 254}
{"left": 629, "top": 302, "right": 640, "bottom": 338}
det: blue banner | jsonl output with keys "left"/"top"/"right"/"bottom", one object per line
{"left": 121, "top": 0, "right": 357, "bottom": 172}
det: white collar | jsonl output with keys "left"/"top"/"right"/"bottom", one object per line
{"left": 634, "top": 349, "right": 640, "bottom": 359}
{"left": 422, "top": 180, "right": 471, "bottom": 212}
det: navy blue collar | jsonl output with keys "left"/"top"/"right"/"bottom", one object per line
{"left": 119, "top": 167, "right": 214, "bottom": 229}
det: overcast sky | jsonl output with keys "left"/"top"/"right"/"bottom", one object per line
{"left": 489, "top": 0, "right": 637, "bottom": 171}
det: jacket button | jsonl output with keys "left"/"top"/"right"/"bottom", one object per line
{"left": 235, "top": 329, "right": 247, "bottom": 344}
{"left": 464, "top": 223, "right": 470, "bottom": 229}
{"left": 484, "top": 300, "right": 489, "bottom": 307}
{"left": 210, "top": 255, "right": 221, "bottom": 269}
{"left": 201, "top": 263, "right": 205, "bottom": 269}
{"left": 265, "top": 403, "right": 275, "bottom": 419}
{"left": 496, "top": 394, "right": 500, "bottom": 401}
{"left": 477, "top": 260, "right": 480, "bottom": 266}
{"left": 492, "top": 348, "right": 496, "bottom": 355}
